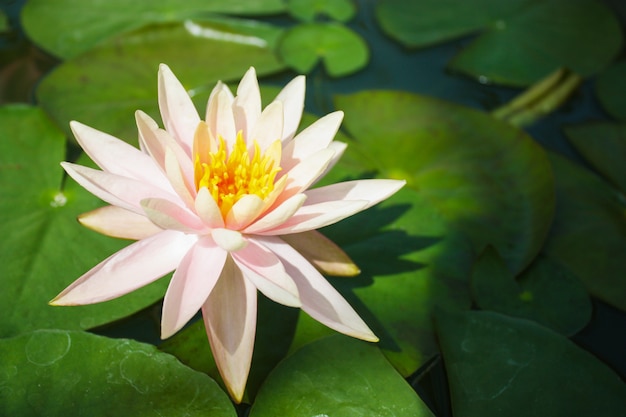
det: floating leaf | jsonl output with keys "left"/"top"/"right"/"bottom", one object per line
{"left": 376, "top": 0, "right": 622, "bottom": 86}
{"left": 435, "top": 309, "right": 626, "bottom": 416}
{"left": 277, "top": 22, "right": 369, "bottom": 76}
{"left": 0, "top": 330, "right": 236, "bottom": 416}
{"left": 542, "top": 153, "right": 626, "bottom": 311}
{"left": 287, "top": 0, "right": 356, "bottom": 22}
{"left": 37, "top": 18, "right": 284, "bottom": 145}
{"left": 0, "top": 105, "right": 169, "bottom": 337}
{"left": 249, "top": 335, "right": 435, "bottom": 417}
{"left": 21, "top": 0, "right": 285, "bottom": 58}
{"left": 595, "top": 60, "right": 626, "bottom": 121}
{"left": 0, "top": 10, "right": 8, "bottom": 32}
{"left": 471, "top": 248, "right": 591, "bottom": 335}
{"left": 564, "top": 123, "right": 626, "bottom": 194}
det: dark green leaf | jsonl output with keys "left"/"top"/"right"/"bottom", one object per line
{"left": 287, "top": 0, "right": 356, "bottom": 22}
{"left": 0, "top": 330, "right": 236, "bottom": 416}
{"left": 595, "top": 60, "right": 626, "bottom": 122}
{"left": 249, "top": 335, "right": 435, "bottom": 417}
{"left": 435, "top": 309, "right": 626, "bottom": 416}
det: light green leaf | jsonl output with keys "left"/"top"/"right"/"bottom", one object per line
{"left": 435, "top": 309, "right": 626, "bottom": 416}
{"left": 249, "top": 335, "right": 435, "bottom": 417}
{"left": 471, "top": 248, "right": 591, "bottom": 335}
{"left": 21, "top": 0, "right": 285, "bottom": 58}
{"left": 0, "top": 105, "right": 169, "bottom": 337}
{"left": 595, "top": 60, "right": 626, "bottom": 121}
{"left": 287, "top": 0, "right": 356, "bottom": 22}
{"left": 277, "top": 22, "right": 369, "bottom": 77}
{"left": 376, "top": 0, "right": 622, "bottom": 86}
{"left": 0, "top": 330, "right": 236, "bottom": 416}
{"left": 564, "top": 122, "right": 626, "bottom": 194}
{"left": 37, "top": 18, "right": 285, "bottom": 145}
{"left": 542, "top": 153, "right": 626, "bottom": 311}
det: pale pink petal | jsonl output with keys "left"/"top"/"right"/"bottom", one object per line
{"left": 273, "top": 148, "right": 335, "bottom": 203}
{"left": 232, "top": 238, "right": 300, "bottom": 307}
{"left": 212, "top": 228, "right": 247, "bottom": 252}
{"left": 232, "top": 67, "right": 261, "bottom": 138}
{"left": 305, "top": 179, "right": 406, "bottom": 210}
{"left": 70, "top": 121, "right": 165, "bottom": 186}
{"left": 281, "top": 231, "right": 360, "bottom": 276}
{"left": 274, "top": 75, "right": 305, "bottom": 142}
{"left": 158, "top": 64, "right": 200, "bottom": 154}
{"left": 78, "top": 205, "right": 162, "bottom": 240}
{"left": 50, "top": 230, "right": 197, "bottom": 306}
{"left": 195, "top": 187, "right": 225, "bottom": 229}
{"left": 202, "top": 257, "right": 257, "bottom": 403}
{"left": 161, "top": 237, "right": 227, "bottom": 338}
{"left": 243, "top": 193, "right": 307, "bottom": 234}
{"left": 206, "top": 83, "right": 236, "bottom": 147}
{"left": 164, "top": 146, "right": 196, "bottom": 208}
{"left": 258, "top": 200, "right": 368, "bottom": 235}
{"left": 256, "top": 236, "right": 378, "bottom": 341}
{"left": 320, "top": 141, "right": 347, "bottom": 180}
{"left": 280, "top": 111, "right": 343, "bottom": 171}
{"left": 225, "top": 194, "right": 265, "bottom": 230}
{"left": 61, "top": 162, "right": 179, "bottom": 214}
{"left": 249, "top": 101, "right": 283, "bottom": 152}
{"left": 141, "top": 198, "right": 207, "bottom": 233}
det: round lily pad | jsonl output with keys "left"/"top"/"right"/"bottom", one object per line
{"left": 286, "top": 0, "right": 356, "bottom": 22}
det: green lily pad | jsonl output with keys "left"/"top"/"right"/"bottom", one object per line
{"left": 0, "top": 105, "right": 169, "bottom": 337}
{"left": 435, "top": 309, "right": 626, "bottom": 416}
{"left": 21, "top": 0, "right": 285, "bottom": 58}
{"left": 249, "top": 335, "right": 435, "bottom": 417}
{"left": 542, "top": 153, "right": 626, "bottom": 311}
{"left": 287, "top": 0, "right": 356, "bottom": 22}
{"left": 0, "top": 10, "right": 8, "bottom": 32}
{"left": 376, "top": 0, "right": 622, "bottom": 86}
{"left": 595, "top": 60, "right": 626, "bottom": 121}
{"left": 0, "top": 329, "right": 236, "bottom": 416}
{"left": 471, "top": 248, "right": 591, "bottom": 335}
{"left": 564, "top": 122, "right": 626, "bottom": 194}
{"left": 277, "top": 22, "right": 369, "bottom": 77}
{"left": 37, "top": 18, "right": 285, "bottom": 146}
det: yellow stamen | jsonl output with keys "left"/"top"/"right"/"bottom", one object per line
{"left": 194, "top": 129, "right": 282, "bottom": 218}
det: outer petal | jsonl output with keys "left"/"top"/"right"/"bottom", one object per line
{"left": 161, "top": 237, "right": 228, "bottom": 338}
{"left": 50, "top": 230, "right": 197, "bottom": 306}
{"left": 256, "top": 236, "right": 378, "bottom": 342}
{"left": 280, "top": 111, "right": 343, "bottom": 172}
{"left": 281, "top": 230, "right": 360, "bottom": 276}
{"left": 202, "top": 257, "right": 257, "bottom": 403}
{"left": 232, "top": 238, "right": 300, "bottom": 307}
{"left": 158, "top": 64, "right": 201, "bottom": 154}
{"left": 232, "top": 67, "right": 261, "bottom": 138}
{"left": 78, "top": 205, "right": 162, "bottom": 240}
{"left": 274, "top": 75, "right": 305, "bottom": 142}
{"left": 70, "top": 121, "right": 165, "bottom": 187}
{"left": 305, "top": 179, "right": 406, "bottom": 210}
{"left": 61, "top": 162, "right": 180, "bottom": 214}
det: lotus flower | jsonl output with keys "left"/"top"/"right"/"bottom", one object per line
{"left": 52, "top": 64, "right": 405, "bottom": 401}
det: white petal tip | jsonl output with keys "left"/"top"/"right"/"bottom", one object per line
{"left": 212, "top": 228, "right": 247, "bottom": 252}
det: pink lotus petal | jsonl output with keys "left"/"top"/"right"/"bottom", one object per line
{"left": 259, "top": 199, "right": 368, "bottom": 236}
{"left": 280, "top": 111, "right": 343, "bottom": 171}
{"left": 212, "top": 228, "right": 248, "bottom": 252}
{"left": 274, "top": 75, "right": 305, "bottom": 142}
{"left": 50, "top": 230, "right": 197, "bottom": 306}
{"left": 70, "top": 121, "right": 165, "bottom": 186}
{"left": 232, "top": 238, "right": 300, "bottom": 307}
{"left": 306, "top": 179, "right": 406, "bottom": 210}
{"left": 61, "top": 162, "right": 179, "bottom": 214}
{"left": 164, "top": 146, "right": 196, "bottom": 208}
{"left": 78, "top": 205, "right": 162, "bottom": 240}
{"left": 206, "top": 84, "right": 236, "bottom": 147}
{"left": 225, "top": 194, "right": 265, "bottom": 230}
{"left": 319, "top": 141, "right": 347, "bottom": 181}
{"left": 195, "top": 187, "right": 225, "bottom": 229}
{"left": 256, "top": 236, "right": 378, "bottom": 341}
{"left": 274, "top": 148, "right": 335, "bottom": 203}
{"left": 243, "top": 193, "right": 307, "bottom": 234}
{"left": 202, "top": 257, "right": 257, "bottom": 403}
{"left": 161, "top": 237, "right": 227, "bottom": 338}
{"left": 141, "top": 198, "right": 207, "bottom": 233}
{"left": 158, "top": 64, "right": 200, "bottom": 154}
{"left": 232, "top": 67, "right": 261, "bottom": 138}
{"left": 249, "top": 101, "right": 283, "bottom": 152}
{"left": 281, "top": 231, "right": 360, "bottom": 277}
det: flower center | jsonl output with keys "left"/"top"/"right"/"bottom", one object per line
{"left": 194, "top": 130, "right": 282, "bottom": 218}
